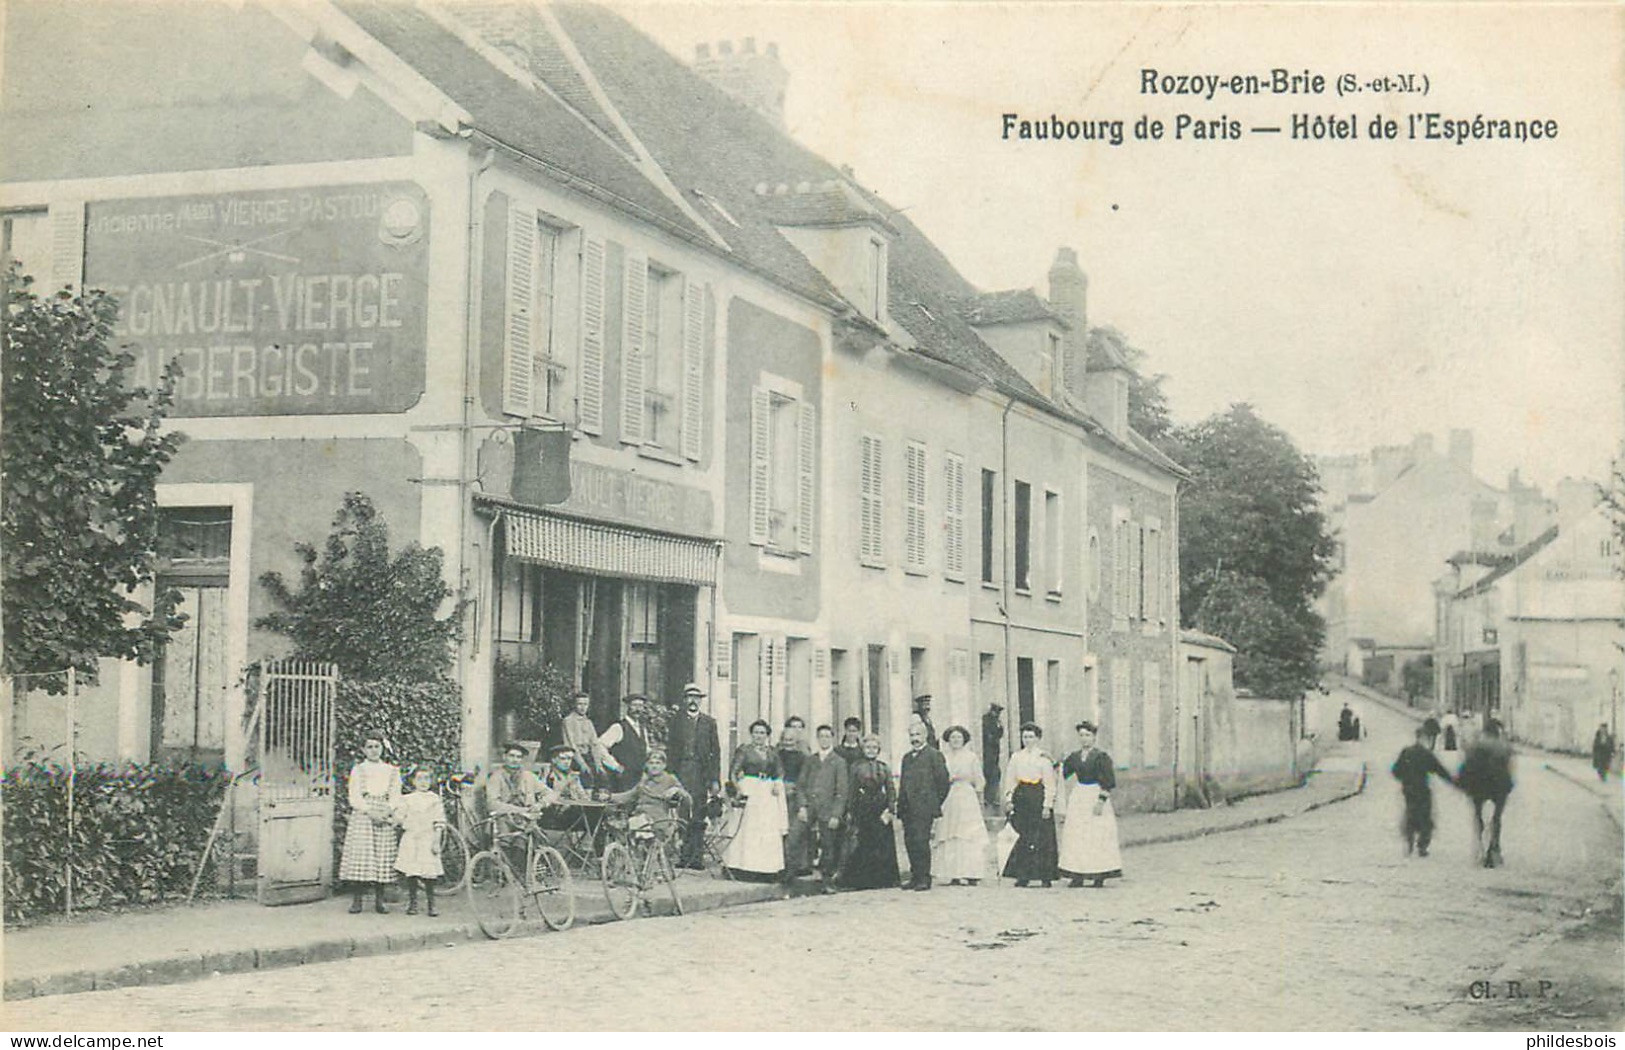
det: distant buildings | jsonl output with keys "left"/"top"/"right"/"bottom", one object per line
{"left": 1315, "top": 431, "right": 1553, "bottom": 685}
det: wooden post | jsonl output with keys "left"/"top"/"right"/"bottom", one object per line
{"left": 66, "top": 666, "right": 77, "bottom": 917}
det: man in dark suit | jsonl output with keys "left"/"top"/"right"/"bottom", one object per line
{"left": 665, "top": 683, "right": 721, "bottom": 868}
{"left": 897, "top": 722, "right": 950, "bottom": 891}
{"left": 982, "top": 702, "right": 1005, "bottom": 805}
{"left": 798, "top": 724, "right": 849, "bottom": 893}
{"left": 913, "top": 695, "right": 940, "bottom": 749}
{"left": 598, "top": 694, "right": 651, "bottom": 791}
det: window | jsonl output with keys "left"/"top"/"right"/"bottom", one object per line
{"left": 641, "top": 265, "right": 685, "bottom": 447}
{"left": 978, "top": 653, "right": 997, "bottom": 721}
{"left": 625, "top": 583, "right": 663, "bottom": 697}
{"left": 1112, "top": 508, "right": 1130, "bottom": 627}
{"left": 859, "top": 434, "right": 885, "bottom": 566}
{"left": 910, "top": 646, "right": 929, "bottom": 700}
{"left": 904, "top": 440, "right": 928, "bottom": 573}
{"left": 980, "top": 468, "right": 997, "bottom": 584}
{"left": 1145, "top": 517, "right": 1163, "bottom": 624}
{"left": 2, "top": 211, "right": 50, "bottom": 285}
{"left": 1044, "top": 488, "right": 1062, "bottom": 596}
{"left": 1013, "top": 481, "right": 1032, "bottom": 592}
{"left": 502, "top": 210, "right": 567, "bottom": 419}
{"left": 943, "top": 453, "right": 967, "bottom": 581}
{"left": 534, "top": 225, "right": 564, "bottom": 415}
{"left": 749, "top": 378, "right": 816, "bottom": 555}
{"left": 1016, "top": 657, "right": 1035, "bottom": 726}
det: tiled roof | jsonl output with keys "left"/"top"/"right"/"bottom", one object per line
{"left": 1085, "top": 326, "right": 1132, "bottom": 371}
{"left": 757, "top": 180, "right": 895, "bottom": 231}
{"left": 962, "top": 288, "right": 1067, "bottom": 328}
{"left": 334, "top": 0, "right": 707, "bottom": 242}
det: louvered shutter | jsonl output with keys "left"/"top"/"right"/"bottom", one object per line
{"left": 49, "top": 201, "right": 85, "bottom": 293}
{"left": 715, "top": 632, "right": 732, "bottom": 680}
{"left": 620, "top": 253, "right": 647, "bottom": 445}
{"left": 502, "top": 206, "right": 536, "bottom": 417}
{"left": 1134, "top": 525, "right": 1145, "bottom": 620}
{"left": 860, "top": 435, "right": 883, "bottom": 565}
{"left": 904, "top": 442, "right": 926, "bottom": 571}
{"left": 578, "top": 236, "right": 607, "bottom": 433}
{"left": 748, "top": 388, "right": 771, "bottom": 546}
{"left": 1112, "top": 518, "right": 1127, "bottom": 622}
{"left": 944, "top": 453, "right": 965, "bottom": 580}
{"left": 796, "top": 401, "right": 816, "bottom": 554}
{"left": 681, "top": 278, "right": 705, "bottom": 461}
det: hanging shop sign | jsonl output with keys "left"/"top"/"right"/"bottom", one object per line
{"left": 84, "top": 182, "right": 430, "bottom": 416}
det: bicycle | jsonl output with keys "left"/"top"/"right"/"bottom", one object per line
{"left": 465, "top": 815, "right": 575, "bottom": 937}
{"left": 599, "top": 806, "right": 685, "bottom": 920}
{"left": 431, "top": 772, "right": 478, "bottom": 894}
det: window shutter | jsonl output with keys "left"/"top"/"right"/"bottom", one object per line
{"left": 944, "top": 453, "right": 965, "bottom": 580}
{"left": 1132, "top": 525, "right": 1144, "bottom": 620}
{"left": 578, "top": 235, "right": 607, "bottom": 434}
{"left": 1144, "top": 662, "right": 1162, "bottom": 765}
{"left": 796, "top": 401, "right": 816, "bottom": 554}
{"left": 620, "top": 253, "right": 647, "bottom": 445}
{"left": 49, "top": 201, "right": 85, "bottom": 293}
{"left": 749, "top": 387, "right": 771, "bottom": 546}
{"left": 502, "top": 206, "right": 536, "bottom": 417}
{"left": 904, "top": 441, "right": 926, "bottom": 570}
{"left": 681, "top": 279, "right": 705, "bottom": 461}
{"left": 860, "top": 435, "right": 884, "bottom": 565}
{"left": 1112, "top": 518, "right": 1128, "bottom": 623}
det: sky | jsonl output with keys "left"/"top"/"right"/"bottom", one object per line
{"left": 613, "top": 1, "right": 1623, "bottom": 492}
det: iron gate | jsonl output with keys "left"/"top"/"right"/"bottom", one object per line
{"left": 257, "top": 660, "right": 338, "bottom": 905}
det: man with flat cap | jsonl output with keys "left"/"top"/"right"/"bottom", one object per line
{"left": 665, "top": 683, "right": 721, "bottom": 867}
{"left": 484, "top": 741, "right": 545, "bottom": 837}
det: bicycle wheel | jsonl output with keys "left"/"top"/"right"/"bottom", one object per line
{"left": 466, "top": 850, "right": 521, "bottom": 939}
{"left": 434, "top": 824, "right": 471, "bottom": 894}
{"left": 527, "top": 844, "right": 576, "bottom": 932}
{"left": 600, "top": 841, "right": 638, "bottom": 920}
{"left": 653, "top": 840, "right": 683, "bottom": 916}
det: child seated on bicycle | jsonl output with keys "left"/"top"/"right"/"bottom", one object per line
{"left": 607, "top": 748, "right": 691, "bottom": 824}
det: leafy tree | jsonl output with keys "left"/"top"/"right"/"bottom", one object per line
{"left": 1173, "top": 404, "right": 1337, "bottom": 698}
{"left": 257, "top": 492, "right": 461, "bottom": 682}
{"left": 1, "top": 269, "right": 186, "bottom": 687}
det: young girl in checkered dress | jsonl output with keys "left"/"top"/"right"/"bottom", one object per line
{"left": 339, "top": 732, "right": 400, "bottom": 913}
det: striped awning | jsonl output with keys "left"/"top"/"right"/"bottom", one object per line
{"left": 503, "top": 509, "right": 718, "bottom": 586}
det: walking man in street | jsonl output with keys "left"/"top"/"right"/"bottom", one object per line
{"left": 1592, "top": 723, "right": 1615, "bottom": 783}
{"left": 665, "top": 684, "right": 721, "bottom": 867}
{"left": 1391, "top": 724, "right": 1455, "bottom": 857}
{"left": 799, "top": 724, "right": 849, "bottom": 893}
{"left": 898, "top": 722, "right": 950, "bottom": 891}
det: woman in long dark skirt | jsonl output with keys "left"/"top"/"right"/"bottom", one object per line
{"left": 1001, "top": 721, "right": 1058, "bottom": 888}
{"left": 838, "top": 734, "right": 901, "bottom": 890}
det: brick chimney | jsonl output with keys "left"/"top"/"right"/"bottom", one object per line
{"left": 1448, "top": 428, "right": 1474, "bottom": 474}
{"left": 1046, "top": 247, "right": 1089, "bottom": 402}
{"left": 693, "top": 37, "right": 788, "bottom": 129}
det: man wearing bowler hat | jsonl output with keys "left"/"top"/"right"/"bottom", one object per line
{"left": 665, "top": 683, "right": 721, "bottom": 868}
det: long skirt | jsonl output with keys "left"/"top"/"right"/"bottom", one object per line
{"left": 339, "top": 814, "right": 399, "bottom": 883}
{"left": 1057, "top": 782, "right": 1122, "bottom": 880}
{"left": 933, "top": 781, "right": 991, "bottom": 880}
{"left": 839, "top": 814, "right": 901, "bottom": 889}
{"left": 783, "top": 785, "right": 811, "bottom": 875}
{"left": 1001, "top": 782, "right": 1058, "bottom": 882}
{"left": 723, "top": 775, "right": 787, "bottom": 875}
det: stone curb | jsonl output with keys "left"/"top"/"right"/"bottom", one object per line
{"left": 3, "top": 880, "right": 785, "bottom": 1002}
{"left": 1541, "top": 763, "right": 1624, "bottom": 830}
{"left": 1122, "top": 765, "right": 1367, "bottom": 849}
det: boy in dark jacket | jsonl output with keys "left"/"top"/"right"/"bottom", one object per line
{"left": 1392, "top": 725, "right": 1455, "bottom": 857}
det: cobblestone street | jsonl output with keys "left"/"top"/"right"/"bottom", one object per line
{"left": 7, "top": 692, "right": 1619, "bottom": 1031}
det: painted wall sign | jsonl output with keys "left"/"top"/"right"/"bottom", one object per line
{"left": 559, "top": 459, "right": 715, "bottom": 537}
{"left": 84, "top": 182, "right": 430, "bottom": 415}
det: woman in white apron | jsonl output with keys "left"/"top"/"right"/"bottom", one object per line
{"left": 1057, "top": 720, "right": 1122, "bottom": 888}
{"left": 723, "top": 719, "right": 788, "bottom": 879}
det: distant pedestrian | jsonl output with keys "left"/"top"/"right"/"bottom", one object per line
{"left": 1338, "top": 703, "right": 1357, "bottom": 741}
{"left": 722, "top": 719, "right": 787, "bottom": 880}
{"left": 838, "top": 734, "right": 901, "bottom": 891}
{"left": 982, "top": 703, "right": 1005, "bottom": 806}
{"left": 1391, "top": 725, "right": 1454, "bottom": 858}
{"left": 340, "top": 731, "right": 400, "bottom": 914}
{"left": 934, "top": 725, "right": 989, "bottom": 885}
{"left": 1456, "top": 719, "right": 1514, "bottom": 868}
{"left": 393, "top": 766, "right": 444, "bottom": 916}
{"left": 1592, "top": 724, "right": 1615, "bottom": 783}
{"left": 1057, "top": 721, "right": 1122, "bottom": 888}
{"left": 1421, "top": 716, "right": 1441, "bottom": 751}
{"left": 1441, "top": 711, "right": 1460, "bottom": 752}
{"left": 898, "top": 722, "right": 950, "bottom": 891}
{"left": 1001, "top": 722, "right": 1058, "bottom": 888}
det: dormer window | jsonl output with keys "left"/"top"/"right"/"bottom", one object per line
{"left": 867, "top": 237, "right": 886, "bottom": 320}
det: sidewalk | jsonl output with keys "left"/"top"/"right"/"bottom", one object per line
{"left": 3, "top": 759, "right": 1366, "bottom": 1002}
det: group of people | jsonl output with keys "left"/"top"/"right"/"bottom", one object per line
{"left": 1390, "top": 716, "right": 1515, "bottom": 867}
{"left": 720, "top": 694, "right": 1126, "bottom": 893}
